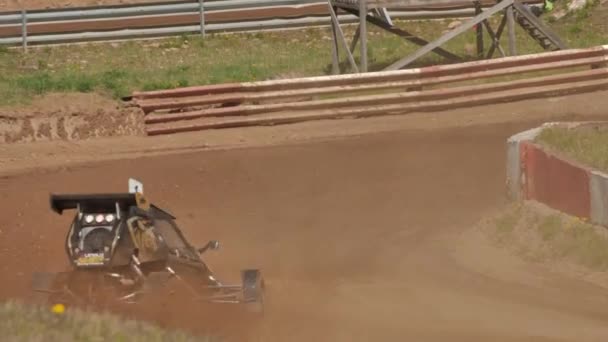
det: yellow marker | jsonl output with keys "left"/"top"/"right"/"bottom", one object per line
{"left": 51, "top": 303, "right": 66, "bottom": 315}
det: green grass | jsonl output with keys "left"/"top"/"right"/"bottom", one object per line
{"left": 557, "top": 219, "right": 608, "bottom": 269}
{"left": 572, "top": 0, "right": 601, "bottom": 22}
{"left": 535, "top": 212, "right": 608, "bottom": 270}
{"left": 495, "top": 206, "right": 521, "bottom": 235}
{"left": 0, "top": 300, "right": 214, "bottom": 342}
{"left": 537, "top": 214, "right": 562, "bottom": 241}
{"left": 491, "top": 203, "right": 608, "bottom": 271}
{"left": 0, "top": 4, "right": 606, "bottom": 106}
{"left": 536, "top": 125, "right": 608, "bottom": 172}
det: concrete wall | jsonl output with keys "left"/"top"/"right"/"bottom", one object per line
{"left": 507, "top": 122, "right": 608, "bottom": 226}
{"left": 590, "top": 170, "right": 608, "bottom": 226}
{"left": 506, "top": 126, "right": 543, "bottom": 200}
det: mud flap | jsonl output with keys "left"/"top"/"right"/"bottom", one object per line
{"left": 141, "top": 272, "right": 174, "bottom": 292}
{"left": 241, "top": 269, "right": 264, "bottom": 315}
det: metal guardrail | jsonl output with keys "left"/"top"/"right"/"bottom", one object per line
{"left": 0, "top": 0, "right": 479, "bottom": 47}
{"left": 132, "top": 45, "right": 608, "bottom": 136}
{"left": 0, "top": 0, "right": 321, "bottom": 24}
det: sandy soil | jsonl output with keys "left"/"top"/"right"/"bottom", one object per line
{"left": 474, "top": 201, "right": 608, "bottom": 289}
{"left": 0, "top": 93, "right": 144, "bottom": 143}
{"left": 1, "top": 92, "right": 608, "bottom": 341}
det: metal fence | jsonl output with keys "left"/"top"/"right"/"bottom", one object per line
{"left": 0, "top": 0, "right": 478, "bottom": 47}
{"left": 131, "top": 45, "right": 608, "bottom": 136}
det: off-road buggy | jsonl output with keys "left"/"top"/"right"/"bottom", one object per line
{"left": 32, "top": 179, "right": 264, "bottom": 314}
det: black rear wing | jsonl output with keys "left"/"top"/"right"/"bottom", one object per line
{"left": 50, "top": 193, "right": 137, "bottom": 215}
{"left": 49, "top": 193, "right": 176, "bottom": 219}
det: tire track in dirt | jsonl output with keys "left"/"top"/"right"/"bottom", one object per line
{"left": 1, "top": 121, "right": 608, "bottom": 341}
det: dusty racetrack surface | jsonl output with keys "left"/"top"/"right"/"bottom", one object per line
{"left": 2, "top": 94, "right": 608, "bottom": 341}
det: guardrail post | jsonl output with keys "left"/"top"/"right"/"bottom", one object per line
{"left": 506, "top": 5, "right": 516, "bottom": 56}
{"left": 474, "top": 0, "right": 483, "bottom": 59}
{"left": 359, "top": 0, "right": 367, "bottom": 72}
{"left": 21, "top": 9, "right": 28, "bottom": 51}
{"left": 329, "top": 2, "right": 340, "bottom": 75}
{"left": 198, "top": 0, "right": 206, "bottom": 38}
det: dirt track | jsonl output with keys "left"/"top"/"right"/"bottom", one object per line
{"left": 2, "top": 93, "right": 608, "bottom": 341}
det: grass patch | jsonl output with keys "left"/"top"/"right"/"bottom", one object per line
{"left": 559, "top": 220, "right": 608, "bottom": 269}
{"left": 15, "top": 72, "right": 97, "bottom": 94}
{"left": 0, "top": 6, "right": 606, "bottom": 106}
{"left": 536, "top": 125, "right": 608, "bottom": 172}
{"left": 537, "top": 214, "right": 562, "bottom": 241}
{"left": 0, "top": 300, "right": 214, "bottom": 342}
{"left": 573, "top": 0, "right": 601, "bottom": 21}
{"left": 489, "top": 202, "right": 608, "bottom": 271}
{"left": 495, "top": 206, "right": 521, "bottom": 235}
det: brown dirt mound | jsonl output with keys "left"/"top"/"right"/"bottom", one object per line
{"left": 0, "top": 93, "right": 144, "bottom": 143}
{"left": 475, "top": 201, "right": 608, "bottom": 288}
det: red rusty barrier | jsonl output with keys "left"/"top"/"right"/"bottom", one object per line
{"left": 134, "top": 45, "right": 608, "bottom": 135}
{"left": 521, "top": 142, "right": 591, "bottom": 219}
{"left": 133, "top": 45, "right": 608, "bottom": 101}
